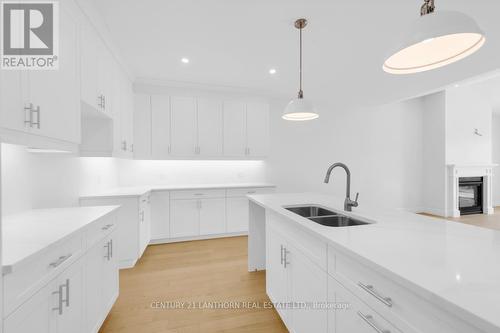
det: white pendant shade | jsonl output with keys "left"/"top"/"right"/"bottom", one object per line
{"left": 282, "top": 98, "right": 319, "bottom": 121}
{"left": 383, "top": 10, "right": 485, "bottom": 75}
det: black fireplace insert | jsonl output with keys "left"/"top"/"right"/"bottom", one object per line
{"left": 458, "top": 177, "right": 483, "bottom": 215}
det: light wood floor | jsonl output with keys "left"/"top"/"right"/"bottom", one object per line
{"left": 420, "top": 207, "right": 500, "bottom": 231}
{"left": 99, "top": 236, "right": 287, "bottom": 333}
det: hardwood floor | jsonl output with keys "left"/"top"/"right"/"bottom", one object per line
{"left": 99, "top": 236, "right": 287, "bottom": 333}
{"left": 420, "top": 207, "right": 500, "bottom": 231}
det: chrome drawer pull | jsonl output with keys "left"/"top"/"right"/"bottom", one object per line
{"left": 101, "top": 223, "right": 114, "bottom": 231}
{"left": 52, "top": 285, "right": 64, "bottom": 315}
{"left": 49, "top": 254, "right": 72, "bottom": 268}
{"left": 357, "top": 311, "right": 391, "bottom": 333}
{"left": 280, "top": 245, "right": 284, "bottom": 265}
{"left": 194, "top": 193, "right": 203, "bottom": 196}
{"left": 358, "top": 282, "right": 393, "bottom": 307}
{"left": 62, "top": 279, "right": 70, "bottom": 307}
{"left": 283, "top": 248, "right": 290, "bottom": 268}
{"left": 247, "top": 190, "right": 256, "bottom": 194}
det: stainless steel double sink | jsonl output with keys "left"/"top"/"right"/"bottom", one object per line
{"left": 284, "top": 205, "right": 370, "bottom": 227}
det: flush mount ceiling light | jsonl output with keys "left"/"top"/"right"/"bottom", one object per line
{"left": 383, "top": 0, "right": 485, "bottom": 75}
{"left": 269, "top": 68, "right": 277, "bottom": 75}
{"left": 181, "top": 57, "right": 190, "bottom": 64}
{"left": 283, "top": 18, "right": 319, "bottom": 121}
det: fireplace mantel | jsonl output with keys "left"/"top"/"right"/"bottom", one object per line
{"left": 447, "top": 164, "right": 498, "bottom": 217}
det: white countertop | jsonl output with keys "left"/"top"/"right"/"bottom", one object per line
{"left": 80, "top": 183, "right": 276, "bottom": 199}
{"left": 2, "top": 206, "right": 119, "bottom": 274}
{"left": 248, "top": 192, "right": 500, "bottom": 333}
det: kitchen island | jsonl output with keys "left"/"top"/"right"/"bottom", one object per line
{"left": 248, "top": 192, "right": 500, "bottom": 333}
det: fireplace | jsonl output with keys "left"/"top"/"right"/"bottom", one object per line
{"left": 458, "top": 177, "right": 483, "bottom": 215}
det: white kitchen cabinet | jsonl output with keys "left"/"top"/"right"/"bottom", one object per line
{"left": 170, "top": 97, "right": 197, "bottom": 156}
{"left": 54, "top": 259, "right": 85, "bottom": 333}
{"left": 80, "top": 195, "right": 149, "bottom": 268}
{"left": 133, "top": 94, "right": 152, "bottom": 159}
{"left": 139, "top": 193, "right": 152, "bottom": 256}
{"left": 246, "top": 102, "right": 269, "bottom": 157}
{"left": 170, "top": 199, "right": 199, "bottom": 238}
{"left": 197, "top": 98, "right": 223, "bottom": 156}
{"left": 4, "top": 281, "right": 55, "bottom": 333}
{"left": 113, "top": 71, "right": 134, "bottom": 158}
{"left": 223, "top": 101, "right": 247, "bottom": 156}
{"left": 226, "top": 197, "right": 249, "bottom": 233}
{"left": 151, "top": 191, "right": 170, "bottom": 240}
{"left": 199, "top": 198, "right": 226, "bottom": 235}
{"left": 0, "top": 70, "right": 26, "bottom": 132}
{"left": 151, "top": 95, "right": 171, "bottom": 158}
{"left": 266, "top": 226, "right": 290, "bottom": 326}
{"left": 80, "top": 22, "right": 100, "bottom": 111}
{"left": 266, "top": 223, "right": 328, "bottom": 333}
{"left": 330, "top": 276, "right": 399, "bottom": 333}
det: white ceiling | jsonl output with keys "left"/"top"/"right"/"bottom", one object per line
{"left": 91, "top": 0, "right": 500, "bottom": 110}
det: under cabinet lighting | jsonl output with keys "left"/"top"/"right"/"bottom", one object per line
{"left": 26, "top": 148, "right": 72, "bottom": 154}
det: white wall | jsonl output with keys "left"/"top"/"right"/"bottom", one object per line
{"left": 267, "top": 97, "right": 424, "bottom": 211}
{"left": 445, "top": 86, "right": 492, "bottom": 165}
{"left": 116, "top": 159, "right": 267, "bottom": 186}
{"left": 492, "top": 113, "right": 500, "bottom": 206}
{"left": 1, "top": 144, "right": 119, "bottom": 216}
{"left": 421, "top": 92, "right": 447, "bottom": 216}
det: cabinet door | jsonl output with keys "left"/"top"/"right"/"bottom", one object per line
{"left": 197, "top": 98, "right": 223, "bottom": 156}
{"left": 85, "top": 238, "right": 104, "bottom": 333}
{"left": 81, "top": 22, "right": 100, "bottom": 110}
{"left": 223, "top": 101, "right": 246, "bottom": 156}
{"left": 246, "top": 102, "right": 269, "bottom": 157}
{"left": 118, "top": 73, "right": 134, "bottom": 158}
{"left": 151, "top": 191, "right": 170, "bottom": 239}
{"left": 134, "top": 94, "right": 152, "bottom": 159}
{"left": 170, "top": 199, "right": 199, "bottom": 238}
{"left": 55, "top": 259, "right": 85, "bottom": 333}
{"left": 170, "top": 97, "right": 196, "bottom": 156}
{"left": 102, "top": 232, "right": 119, "bottom": 313}
{"left": 151, "top": 95, "right": 171, "bottom": 158}
{"left": 288, "top": 243, "right": 328, "bottom": 333}
{"left": 139, "top": 196, "right": 151, "bottom": 256}
{"left": 28, "top": 1, "right": 80, "bottom": 143}
{"left": 226, "top": 197, "right": 249, "bottom": 233}
{"left": 199, "top": 198, "right": 226, "bottom": 235}
{"left": 265, "top": 226, "right": 289, "bottom": 324}
{"left": 4, "top": 281, "right": 56, "bottom": 333}
{"left": 331, "top": 276, "right": 397, "bottom": 333}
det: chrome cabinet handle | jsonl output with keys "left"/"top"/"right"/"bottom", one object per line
{"left": 280, "top": 245, "right": 284, "bottom": 265}
{"left": 110, "top": 239, "right": 113, "bottom": 258}
{"left": 52, "top": 285, "right": 64, "bottom": 315}
{"left": 101, "top": 223, "right": 114, "bottom": 231}
{"left": 24, "top": 103, "right": 33, "bottom": 127}
{"left": 247, "top": 190, "right": 256, "bottom": 194}
{"left": 32, "top": 105, "right": 40, "bottom": 129}
{"left": 104, "top": 241, "right": 111, "bottom": 260}
{"left": 140, "top": 211, "right": 144, "bottom": 222}
{"left": 49, "top": 254, "right": 72, "bottom": 268}
{"left": 358, "top": 282, "right": 393, "bottom": 307}
{"left": 103, "top": 95, "right": 106, "bottom": 110}
{"left": 122, "top": 140, "right": 127, "bottom": 151}
{"left": 62, "top": 279, "right": 70, "bottom": 307}
{"left": 283, "top": 247, "right": 290, "bottom": 268}
{"left": 357, "top": 311, "right": 391, "bottom": 333}
{"left": 194, "top": 193, "right": 203, "bottom": 196}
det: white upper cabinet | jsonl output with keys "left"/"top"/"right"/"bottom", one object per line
{"left": 133, "top": 94, "right": 152, "bottom": 159}
{"left": 0, "top": 0, "right": 80, "bottom": 145}
{"left": 170, "top": 97, "right": 197, "bottom": 156}
{"left": 223, "top": 101, "right": 247, "bottom": 157}
{"left": 246, "top": 102, "right": 269, "bottom": 157}
{"left": 80, "top": 22, "right": 100, "bottom": 111}
{"left": 151, "top": 95, "right": 171, "bottom": 159}
{"left": 197, "top": 98, "right": 223, "bottom": 156}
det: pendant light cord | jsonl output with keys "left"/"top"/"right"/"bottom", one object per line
{"left": 298, "top": 25, "right": 303, "bottom": 99}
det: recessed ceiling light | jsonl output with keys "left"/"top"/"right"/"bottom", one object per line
{"left": 181, "top": 58, "right": 189, "bottom": 64}
{"left": 269, "top": 68, "right": 277, "bottom": 75}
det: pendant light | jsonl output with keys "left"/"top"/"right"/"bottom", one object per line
{"left": 283, "top": 18, "right": 319, "bottom": 121}
{"left": 383, "top": 0, "right": 485, "bottom": 75}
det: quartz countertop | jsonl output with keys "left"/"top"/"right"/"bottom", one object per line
{"left": 248, "top": 192, "right": 500, "bottom": 333}
{"left": 2, "top": 206, "right": 119, "bottom": 274}
{"left": 80, "top": 183, "right": 276, "bottom": 199}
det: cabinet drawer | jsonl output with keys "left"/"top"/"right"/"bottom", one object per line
{"left": 226, "top": 187, "right": 274, "bottom": 197}
{"left": 267, "top": 211, "right": 327, "bottom": 270}
{"left": 4, "top": 233, "right": 83, "bottom": 315}
{"left": 170, "top": 189, "right": 225, "bottom": 200}
{"left": 330, "top": 246, "right": 482, "bottom": 333}
{"left": 86, "top": 213, "right": 117, "bottom": 249}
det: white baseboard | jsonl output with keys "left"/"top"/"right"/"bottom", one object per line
{"left": 149, "top": 232, "right": 248, "bottom": 245}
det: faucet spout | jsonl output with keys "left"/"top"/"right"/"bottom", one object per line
{"left": 324, "top": 162, "right": 359, "bottom": 212}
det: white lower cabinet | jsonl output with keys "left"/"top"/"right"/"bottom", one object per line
{"left": 151, "top": 191, "right": 170, "bottom": 240}
{"left": 199, "top": 198, "right": 226, "bottom": 235}
{"left": 4, "top": 213, "right": 119, "bottom": 333}
{"left": 329, "top": 276, "right": 399, "bottom": 333}
{"left": 266, "top": 224, "right": 328, "bottom": 332}
{"left": 226, "top": 197, "right": 249, "bottom": 233}
{"left": 170, "top": 199, "right": 199, "bottom": 238}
